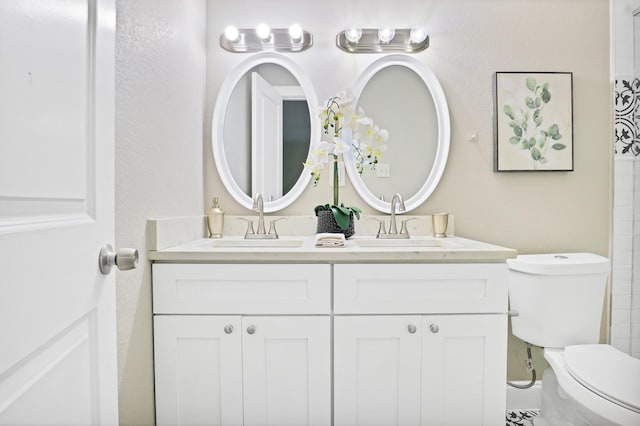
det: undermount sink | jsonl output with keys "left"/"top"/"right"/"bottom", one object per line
{"left": 208, "top": 238, "right": 304, "bottom": 248}
{"left": 352, "top": 237, "right": 445, "bottom": 248}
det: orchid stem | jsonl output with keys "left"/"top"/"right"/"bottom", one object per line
{"left": 333, "top": 157, "right": 339, "bottom": 206}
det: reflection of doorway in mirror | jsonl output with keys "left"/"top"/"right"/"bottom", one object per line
{"left": 283, "top": 100, "right": 310, "bottom": 195}
{"left": 251, "top": 72, "right": 309, "bottom": 201}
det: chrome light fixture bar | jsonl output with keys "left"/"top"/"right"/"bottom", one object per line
{"left": 336, "top": 27, "right": 429, "bottom": 53}
{"left": 220, "top": 25, "right": 313, "bottom": 53}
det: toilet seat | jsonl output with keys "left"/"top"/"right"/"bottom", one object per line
{"left": 544, "top": 346, "right": 640, "bottom": 425}
{"left": 564, "top": 345, "right": 640, "bottom": 414}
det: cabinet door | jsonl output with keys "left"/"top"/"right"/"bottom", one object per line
{"left": 242, "top": 316, "right": 331, "bottom": 426}
{"left": 420, "top": 314, "right": 507, "bottom": 426}
{"left": 334, "top": 315, "right": 422, "bottom": 426}
{"left": 154, "top": 315, "right": 243, "bottom": 426}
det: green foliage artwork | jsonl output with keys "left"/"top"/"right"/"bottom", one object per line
{"left": 495, "top": 72, "right": 573, "bottom": 172}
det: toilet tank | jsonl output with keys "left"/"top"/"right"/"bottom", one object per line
{"left": 507, "top": 253, "right": 610, "bottom": 348}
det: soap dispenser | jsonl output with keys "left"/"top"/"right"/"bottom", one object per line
{"left": 207, "top": 197, "right": 224, "bottom": 238}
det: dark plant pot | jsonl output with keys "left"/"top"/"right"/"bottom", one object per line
{"left": 316, "top": 210, "right": 355, "bottom": 238}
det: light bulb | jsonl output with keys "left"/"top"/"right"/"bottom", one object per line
{"left": 224, "top": 25, "right": 239, "bottom": 42}
{"left": 410, "top": 26, "right": 427, "bottom": 44}
{"left": 344, "top": 26, "right": 362, "bottom": 43}
{"left": 256, "top": 24, "right": 271, "bottom": 41}
{"left": 378, "top": 26, "right": 395, "bottom": 43}
{"left": 289, "top": 24, "right": 303, "bottom": 42}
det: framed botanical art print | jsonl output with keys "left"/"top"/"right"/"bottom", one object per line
{"left": 494, "top": 72, "right": 573, "bottom": 172}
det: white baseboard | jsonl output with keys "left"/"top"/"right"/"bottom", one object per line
{"left": 506, "top": 381, "right": 542, "bottom": 411}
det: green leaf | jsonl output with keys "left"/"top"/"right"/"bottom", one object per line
{"left": 531, "top": 147, "right": 541, "bottom": 160}
{"left": 547, "top": 124, "right": 559, "bottom": 136}
{"left": 539, "top": 157, "right": 548, "bottom": 164}
{"left": 314, "top": 204, "right": 330, "bottom": 214}
{"left": 525, "top": 97, "right": 536, "bottom": 109}
{"left": 539, "top": 137, "right": 546, "bottom": 149}
{"left": 535, "top": 97, "right": 542, "bottom": 108}
{"left": 552, "top": 143, "right": 566, "bottom": 150}
{"left": 534, "top": 112, "right": 542, "bottom": 126}
{"left": 513, "top": 126, "right": 522, "bottom": 137}
{"left": 526, "top": 77, "right": 537, "bottom": 91}
{"left": 552, "top": 133, "right": 562, "bottom": 140}
{"left": 541, "top": 87, "right": 551, "bottom": 103}
{"left": 528, "top": 137, "right": 536, "bottom": 149}
{"left": 330, "top": 206, "right": 351, "bottom": 230}
{"left": 509, "top": 136, "right": 521, "bottom": 144}
{"left": 503, "top": 105, "right": 514, "bottom": 119}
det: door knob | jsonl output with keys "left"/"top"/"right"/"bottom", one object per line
{"left": 99, "top": 244, "right": 139, "bottom": 275}
{"left": 429, "top": 324, "right": 439, "bottom": 333}
{"left": 407, "top": 324, "right": 417, "bottom": 334}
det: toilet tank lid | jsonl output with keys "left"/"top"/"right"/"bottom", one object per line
{"left": 507, "top": 253, "right": 610, "bottom": 275}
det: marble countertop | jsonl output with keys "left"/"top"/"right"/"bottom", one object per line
{"left": 147, "top": 216, "right": 517, "bottom": 264}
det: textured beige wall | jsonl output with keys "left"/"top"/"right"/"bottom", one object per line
{"left": 205, "top": 0, "right": 612, "bottom": 382}
{"left": 115, "top": 0, "right": 206, "bottom": 424}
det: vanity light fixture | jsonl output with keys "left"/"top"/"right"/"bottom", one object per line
{"left": 255, "top": 23, "right": 271, "bottom": 41}
{"left": 344, "top": 26, "right": 362, "bottom": 43}
{"left": 220, "top": 24, "right": 313, "bottom": 53}
{"left": 377, "top": 26, "right": 396, "bottom": 43}
{"left": 288, "top": 24, "right": 303, "bottom": 42}
{"left": 336, "top": 26, "right": 429, "bottom": 53}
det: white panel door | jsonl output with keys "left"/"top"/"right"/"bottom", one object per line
{"left": 0, "top": 0, "right": 118, "bottom": 424}
{"left": 334, "top": 315, "right": 422, "bottom": 426}
{"left": 153, "top": 315, "right": 244, "bottom": 426}
{"left": 251, "top": 72, "right": 283, "bottom": 201}
{"left": 421, "top": 314, "right": 508, "bottom": 426}
{"left": 242, "top": 316, "right": 331, "bottom": 426}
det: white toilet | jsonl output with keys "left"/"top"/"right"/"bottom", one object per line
{"left": 507, "top": 253, "right": 640, "bottom": 426}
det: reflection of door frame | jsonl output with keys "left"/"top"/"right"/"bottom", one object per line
{"left": 271, "top": 86, "right": 305, "bottom": 201}
{"left": 251, "top": 72, "right": 304, "bottom": 202}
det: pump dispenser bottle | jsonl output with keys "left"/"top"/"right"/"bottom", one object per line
{"left": 207, "top": 197, "right": 224, "bottom": 238}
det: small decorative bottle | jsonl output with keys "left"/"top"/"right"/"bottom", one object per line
{"left": 206, "top": 197, "right": 224, "bottom": 238}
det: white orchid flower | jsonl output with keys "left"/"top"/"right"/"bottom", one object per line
{"left": 374, "top": 128, "right": 389, "bottom": 144}
{"left": 332, "top": 137, "right": 351, "bottom": 156}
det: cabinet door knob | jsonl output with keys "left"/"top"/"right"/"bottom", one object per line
{"left": 407, "top": 324, "right": 417, "bottom": 334}
{"left": 247, "top": 325, "right": 256, "bottom": 335}
{"left": 429, "top": 324, "right": 439, "bottom": 333}
{"left": 224, "top": 325, "right": 234, "bottom": 334}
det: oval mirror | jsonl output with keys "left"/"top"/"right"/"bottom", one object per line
{"left": 212, "top": 52, "right": 319, "bottom": 212}
{"left": 345, "top": 55, "right": 450, "bottom": 213}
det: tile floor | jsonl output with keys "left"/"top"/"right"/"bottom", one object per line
{"left": 506, "top": 409, "right": 539, "bottom": 426}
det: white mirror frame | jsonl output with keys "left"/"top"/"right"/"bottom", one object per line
{"left": 345, "top": 55, "right": 450, "bottom": 214}
{"left": 212, "top": 52, "right": 319, "bottom": 212}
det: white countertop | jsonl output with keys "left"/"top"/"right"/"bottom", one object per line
{"left": 147, "top": 215, "right": 517, "bottom": 264}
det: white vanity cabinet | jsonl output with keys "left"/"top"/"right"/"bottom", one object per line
{"left": 152, "top": 263, "right": 332, "bottom": 426}
{"left": 151, "top": 260, "right": 509, "bottom": 426}
{"left": 333, "top": 264, "right": 508, "bottom": 426}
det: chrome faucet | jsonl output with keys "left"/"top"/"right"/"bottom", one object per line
{"left": 389, "top": 192, "right": 406, "bottom": 235}
{"left": 240, "top": 193, "right": 283, "bottom": 239}
{"left": 376, "top": 193, "right": 410, "bottom": 239}
{"left": 252, "top": 193, "right": 266, "bottom": 235}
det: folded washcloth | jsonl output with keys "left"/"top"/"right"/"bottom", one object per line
{"left": 314, "top": 232, "right": 346, "bottom": 248}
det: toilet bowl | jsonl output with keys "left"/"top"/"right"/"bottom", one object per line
{"left": 507, "top": 253, "right": 640, "bottom": 426}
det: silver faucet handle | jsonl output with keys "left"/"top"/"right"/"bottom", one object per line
{"left": 238, "top": 217, "right": 255, "bottom": 238}
{"left": 400, "top": 218, "right": 417, "bottom": 235}
{"left": 268, "top": 218, "right": 286, "bottom": 238}
{"left": 368, "top": 217, "right": 387, "bottom": 237}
